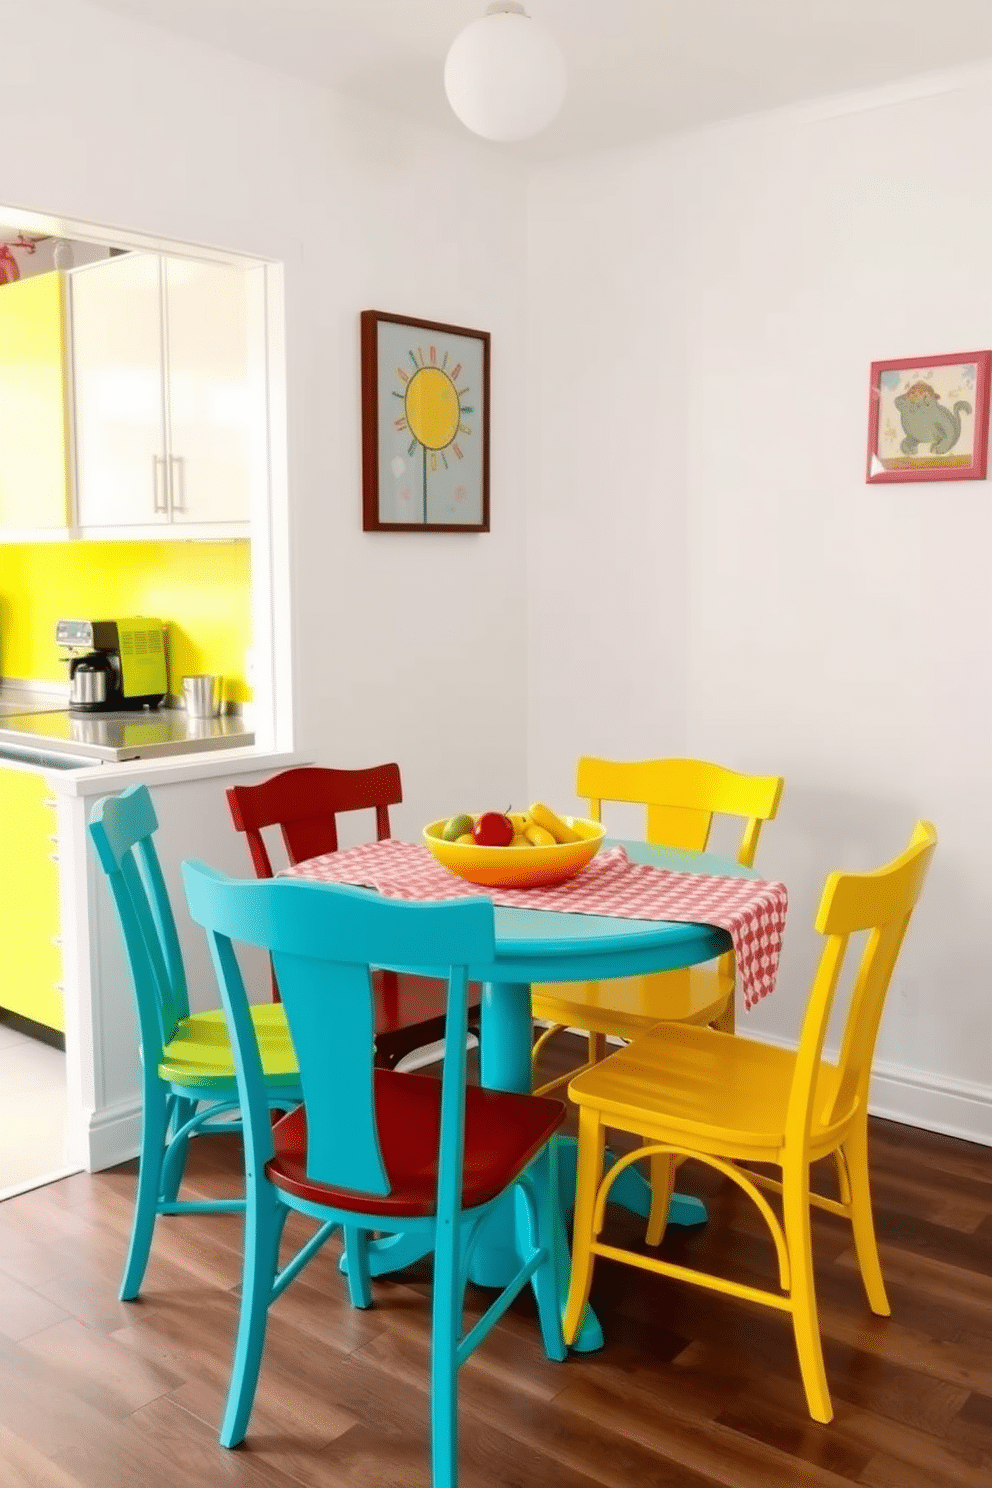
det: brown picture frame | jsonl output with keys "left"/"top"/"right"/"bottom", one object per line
{"left": 361, "top": 309, "right": 490, "bottom": 532}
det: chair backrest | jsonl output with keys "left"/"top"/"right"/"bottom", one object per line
{"left": 576, "top": 756, "right": 784, "bottom": 868}
{"left": 89, "top": 784, "right": 191, "bottom": 1064}
{"left": 182, "top": 862, "right": 494, "bottom": 1207}
{"left": 226, "top": 764, "right": 402, "bottom": 879}
{"left": 789, "top": 820, "right": 937, "bottom": 1149}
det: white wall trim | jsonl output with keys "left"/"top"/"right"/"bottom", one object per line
{"left": 87, "top": 1097, "right": 142, "bottom": 1172}
{"left": 868, "top": 1062, "right": 992, "bottom": 1148}
{"left": 591, "top": 54, "right": 992, "bottom": 169}
{"left": 395, "top": 1034, "right": 478, "bottom": 1074}
{"left": 0, "top": 1165, "right": 83, "bottom": 1204}
{"left": 736, "top": 1028, "right": 992, "bottom": 1149}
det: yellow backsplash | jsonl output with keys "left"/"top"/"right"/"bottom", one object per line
{"left": 0, "top": 540, "right": 252, "bottom": 702}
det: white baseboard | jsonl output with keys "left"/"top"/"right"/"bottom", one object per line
{"left": 87, "top": 1098, "right": 142, "bottom": 1172}
{"left": 0, "top": 1165, "right": 83, "bottom": 1203}
{"left": 866, "top": 1063, "right": 992, "bottom": 1146}
{"left": 735, "top": 1028, "right": 992, "bottom": 1149}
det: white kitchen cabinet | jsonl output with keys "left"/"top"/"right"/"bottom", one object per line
{"left": 70, "top": 253, "right": 255, "bottom": 536}
{"left": 70, "top": 253, "right": 165, "bottom": 531}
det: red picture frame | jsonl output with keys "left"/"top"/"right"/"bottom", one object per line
{"left": 867, "top": 350, "right": 991, "bottom": 483}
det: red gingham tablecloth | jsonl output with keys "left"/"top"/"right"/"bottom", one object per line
{"left": 281, "top": 841, "right": 787, "bottom": 1011}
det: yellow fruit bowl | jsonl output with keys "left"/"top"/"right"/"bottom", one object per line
{"left": 422, "top": 816, "right": 606, "bottom": 889}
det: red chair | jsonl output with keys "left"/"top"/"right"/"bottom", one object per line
{"left": 226, "top": 765, "right": 482, "bottom": 1070}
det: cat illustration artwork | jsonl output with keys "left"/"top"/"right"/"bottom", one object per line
{"left": 894, "top": 381, "right": 971, "bottom": 457}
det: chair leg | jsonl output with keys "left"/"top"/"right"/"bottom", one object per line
{"left": 120, "top": 1078, "right": 169, "bottom": 1301}
{"left": 562, "top": 1106, "right": 606, "bottom": 1346}
{"left": 159, "top": 1096, "right": 198, "bottom": 1205}
{"left": 843, "top": 1123, "right": 890, "bottom": 1317}
{"left": 782, "top": 1162, "right": 833, "bottom": 1424}
{"left": 588, "top": 1031, "right": 608, "bottom": 1065}
{"left": 645, "top": 1144, "right": 675, "bottom": 1247}
{"left": 342, "top": 1226, "right": 373, "bottom": 1309}
{"left": 219, "top": 1185, "right": 287, "bottom": 1449}
{"left": 712, "top": 995, "right": 736, "bottom": 1035}
{"left": 430, "top": 1212, "right": 467, "bottom": 1488}
{"left": 523, "top": 1142, "right": 567, "bottom": 1362}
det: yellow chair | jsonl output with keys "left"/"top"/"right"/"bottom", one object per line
{"left": 562, "top": 820, "right": 938, "bottom": 1425}
{"left": 531, "top": 757, "right": 785, "bottom": 1098}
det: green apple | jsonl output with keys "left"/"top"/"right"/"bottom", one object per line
{"left": 442, "top": 812, "right": 475, "bottom": 842}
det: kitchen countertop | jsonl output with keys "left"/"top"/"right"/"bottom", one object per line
{"left": 0, "top": 682, "right": 254, "bottom": 765}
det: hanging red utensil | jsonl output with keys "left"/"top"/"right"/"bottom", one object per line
{"left": 0, "top": 245, "right": 20, "bottom": 285}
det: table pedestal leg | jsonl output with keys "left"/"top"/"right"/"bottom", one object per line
{"left": 353, "top": 1230, "right": 433, "bottom": 1277}
{"left": 471, "top": 981, "right": 603, "bottom": 1351}
{"left": 556, "top": 1136, "right": 707, "bottom": 1228}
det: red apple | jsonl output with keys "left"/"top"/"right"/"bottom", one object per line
{"left": 472, "top": 811, "right": 515, "bottom": 847}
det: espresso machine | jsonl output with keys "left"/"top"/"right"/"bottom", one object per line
{"left": 57, "top": 617, "right": 169, "bottom": 712}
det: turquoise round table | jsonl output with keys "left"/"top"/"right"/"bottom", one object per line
{"left": 357, "top": 839, "right": 759, "bottom": 1352}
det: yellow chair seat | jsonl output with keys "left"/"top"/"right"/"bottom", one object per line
{"left": 568, "top": 1021, "right": 846, "bottom": 1157}
{"left": 533, "top": 961, "right": 734, "bottom": 1041}
{"left": 160, "top": 1003, "right": 298, "bottom": 1088}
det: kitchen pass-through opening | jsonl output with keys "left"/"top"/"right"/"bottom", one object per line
{"left": 0, "top": 201, "right": 290, "bottom": 1196}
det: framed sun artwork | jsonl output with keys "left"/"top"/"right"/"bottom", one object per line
{"left": 866, "top": 349, "right": 992, "bottom": 483}
{"left": 361, "top": 310, "right": 490, "bottom": 531}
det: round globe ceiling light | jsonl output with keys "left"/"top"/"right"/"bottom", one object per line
{"left": 444, "top": 2, "right": 567, "bottom": 144}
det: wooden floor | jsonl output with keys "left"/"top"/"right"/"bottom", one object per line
{"left": 1, "top": 1036, "right": 991, "bottom": 1487}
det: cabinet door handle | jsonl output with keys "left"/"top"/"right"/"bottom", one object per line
{"left": 170, "top": 455, "right": 186, "bottom": 514}
{"left": 153, "top": 455, "right": 168, "bottom": 513}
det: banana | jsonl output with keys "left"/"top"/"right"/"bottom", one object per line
{"left": 524, "top": 823, "right": 556, "bottom": 847}
{"left": 528, "top": 801, "right": 581, "bottom": 844}
{"left": 507, "top": 812, "right": 529, "bottom": 834}
{"left": 510, "top": 834, "right": 530, "bottom": 848}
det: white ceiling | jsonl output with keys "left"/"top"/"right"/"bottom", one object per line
{"left": 86, "top": 0, "right": 992, "bottom": 159}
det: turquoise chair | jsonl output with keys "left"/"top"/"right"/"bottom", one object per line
{"left": 181, "top": 860, "right": 567, "bottom": 1485}
{"left": 89, "top": 785, "right": 304, "bottom": 1302}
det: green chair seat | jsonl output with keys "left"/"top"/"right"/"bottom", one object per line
{"left": 160, "top": 1005, "right": 299, "bottom": 1087}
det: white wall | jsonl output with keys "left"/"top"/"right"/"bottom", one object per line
{"left": 526, "top": 151, "right": 691, "bottom": 806}
{"left": 529, "top": 73, "right": 992, "bottom": 1143}
{"left": 0, "top": 0, "right": 531, "bottom": 836}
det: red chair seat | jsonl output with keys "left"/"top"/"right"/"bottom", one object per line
{"left": 372, "top": 969, "right": 479, "bottom": 1041}
{"left": 268, "top": 1070, "right": 566, "bottom": 1217}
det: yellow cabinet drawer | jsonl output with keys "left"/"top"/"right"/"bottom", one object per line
{"left": 0, "top": 772, "right": 63, "bottom": 1032}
